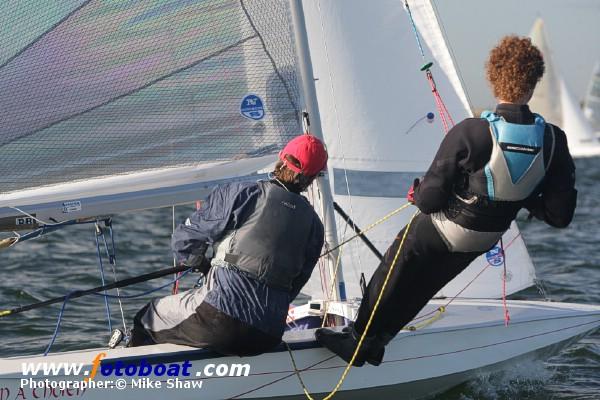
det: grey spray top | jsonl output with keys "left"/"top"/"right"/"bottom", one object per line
{"left": 213, "top": 180, "right": 316, "bottom": 291}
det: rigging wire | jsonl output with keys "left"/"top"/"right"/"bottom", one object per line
{"left": 101, "top": 221, "right": 128, "bottom": 335}
{"left": 172, "top": 206, "right": 180, "bottom": 295}
{"left": 315, "top": 0, "right": 365, "bottom": 280}
{"left": 403, "top": 0, "right": 455, "bottom": 134}
{"left": 94, "top": 222, "right": 112, "bottom": 335}
{"left": 8, "top": 206, "right": 62, "bottom": 226}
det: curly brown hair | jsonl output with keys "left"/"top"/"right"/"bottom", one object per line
{"left": 486, "top": 35, "right": 545, "bottom": 103}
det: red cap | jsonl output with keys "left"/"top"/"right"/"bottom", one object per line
{"left": 279, "top": 134, "right": 328, "bottom": 177}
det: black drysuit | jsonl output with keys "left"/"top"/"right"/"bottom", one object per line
{"left": 353, "top": 103, "right": 577, "bottom": 339}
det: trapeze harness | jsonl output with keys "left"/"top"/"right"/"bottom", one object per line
{"left": 431, "top": 111, "right": 555, "bottom": 253}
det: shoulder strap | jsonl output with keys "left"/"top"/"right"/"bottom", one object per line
{"left": 481, "top": 110, "right": 502, "bottom": 122}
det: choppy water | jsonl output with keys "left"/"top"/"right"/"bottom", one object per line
{"left": 1, "top": 158, "right": 599, "bottom": 399}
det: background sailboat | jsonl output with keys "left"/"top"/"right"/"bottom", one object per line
{"left": 583, "top": 61, "right": 600, "bottom": 139}
{"left": 529, "top": 18, "right": 600, "bottom": 158}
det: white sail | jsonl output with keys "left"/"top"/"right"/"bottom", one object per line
{"left": 300, "top": 0, "right": 536, "bottom": 300}
{"left": 529, "top": 18, "right": 600, "bottom": 158}
{"left": 583, "top": 61, "right": 600, "bottom": 138}
{"left": 0, "top": 0, "right": 305, "bottom": 224}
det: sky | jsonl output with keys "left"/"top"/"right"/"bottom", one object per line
{"left": 432, "top": 0, "right": 600, "bottom": 109}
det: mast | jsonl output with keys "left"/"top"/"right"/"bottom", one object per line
{"left": 289, "top": 0, "right": 346, "bottom": 301}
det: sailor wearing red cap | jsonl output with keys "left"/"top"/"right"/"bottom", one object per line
{"left": 129, "top": 134, "right": 327, "bottom": 356}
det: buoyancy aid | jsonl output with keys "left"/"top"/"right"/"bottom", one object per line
{"left": 431, "top": 111, "right": 555, "bottom": 252}
{"left": 212, "top": 181, "right": 316, "bottom": 291}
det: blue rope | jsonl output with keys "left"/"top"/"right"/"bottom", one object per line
{"left": 44, "top": 291, "right": 75, "bottom": 356}
{"left": 94, "top": 225, "right": 112, "bottom": 334}
{"left": 108, "top": 222, "right": 117, "bottom": 265}
{"left": 44, "top": 269, "right": 192, "bottom": 355}
{"left": 404, "top": 0, "right": 426, "bottom": 60}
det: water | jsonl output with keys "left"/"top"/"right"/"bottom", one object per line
{"left": 1, "top": 158, "right": 599, "bottom": 399}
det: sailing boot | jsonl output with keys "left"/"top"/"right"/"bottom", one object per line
{"left": 364, "top": 332, "right": 394, "bottom": 366}
{"left": 315, "top": 325, "right": 380, "bottom": 367}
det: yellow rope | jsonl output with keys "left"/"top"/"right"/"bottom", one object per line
{"left": 319, "top": 202, "right": 413, "bottom": 327}
{"left": 404, "top": 306, "right": 446, "bottom": 331}
{"left": 320, "top": 203, "right": 412, "bottom": 258}
{"left": 290, "top": 210, "right": 420, "bottom": 400}
{"left": 321, "top": 244, "right": 344, "bottom": 328}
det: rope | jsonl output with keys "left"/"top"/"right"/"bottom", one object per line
{"left": 318, "top": 202, "right": 413, "bottom": 326}
{"left": 404, "top": 306, "right": 445, "bottom": 331}
{"left": 412, "top": 232, "right": 522, "bottom": 324}
{"left": 320, "top": 203, "right": 412, "bottom": 259}
{"left": 403, "top": 0, "right": 426, "bottom": 59}
{"left": 8, "top": 206, "right": 62, "bottom": 226}
{"left": 172, "top": 205, "right": 180, "bottom": 295}
{"left": 103, "top": 221, "right": 128, "bottom": 335}
{"left": 43, "top": 269, "right": 192, "bottom": 356}
{"left": 289, "top": 210, "right": 419, "bottom": 400}
{"left": 403, "top": 0, "right": 455, "bottom": 134}
{"left": 316, "top": 0, "right": 365, "bottom": 280}
{"left": 426, "top": 71, "right": 455, "bottom": 133}
{"left": 501, "top": 238, "right": 511, "bottom": 326}
{"left": 320, "top": 242, "right": 345, "bottom": 328}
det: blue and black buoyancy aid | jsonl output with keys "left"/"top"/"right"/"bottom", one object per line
{"left": 447, "top": 111, "right": 555, "bottom": 233}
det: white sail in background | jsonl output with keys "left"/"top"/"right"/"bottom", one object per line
{"left": 301, "top": 0, "right": 536, "bottom": 300}
{"left": 529, "top": 18, "right": 600, "bottom": 158}
{"left": 0, "top": 0, "right": 304, "bottom": 224}
{"left": 528, "top": 19, "right": 563, "bottom": 127}
{"left": 583, "top": 61, "right": 600, "bottom": 137}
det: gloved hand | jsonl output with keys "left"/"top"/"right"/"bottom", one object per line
{"left": 407, "top": 177, "right": 421, "bottom": 204}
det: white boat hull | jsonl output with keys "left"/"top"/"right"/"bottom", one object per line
{"left": 1, "top": 299, "right": 599, "bottom": 400}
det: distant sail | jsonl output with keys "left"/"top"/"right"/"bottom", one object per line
{"left": 0, "top": 0, "right": 304, "bottom": 221}
{"left": 529, "top": 18, "right": 600, "bottom": 157}
{"left": 583, "top": 61, "right": 600, "bottom": 137}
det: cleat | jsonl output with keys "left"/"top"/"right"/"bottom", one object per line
{"left": 108, "top": 328, "right": 124, "bottom": 349}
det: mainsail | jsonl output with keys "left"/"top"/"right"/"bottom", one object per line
{"left": 529, "top": 18, "right": 600, "bottom": 158}
{"left": 301, "top": 0, "right": 536, "bottom": 300}
{"left": 0, "top": 0, "right": 304, "bottom": 224}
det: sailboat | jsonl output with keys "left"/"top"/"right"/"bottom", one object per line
{"left": 583, "top": 61, "right": 600, "bottom": 139}
{"left": 1, "top": 1, "right": 599, "bottom": 399}
{"left": 529, "top": 18, "right": 600, "bottom": 158}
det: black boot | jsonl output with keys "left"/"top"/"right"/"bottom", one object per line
{"left": 315, "top": 325, "right": 384, "bottom": 367}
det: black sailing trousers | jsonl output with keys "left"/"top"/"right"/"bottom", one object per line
{"left": 353, "top": 212, "right": 482, "bottom": 339}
